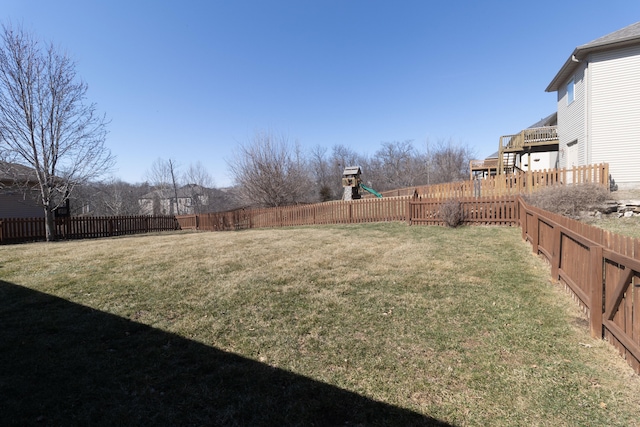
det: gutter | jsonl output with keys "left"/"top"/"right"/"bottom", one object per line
{"left": 545, "top": 36, "right": 640, "bottom": 92}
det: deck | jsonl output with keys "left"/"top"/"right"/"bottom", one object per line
{"left": 471, "top": 126, "right": 559, "bottom": 177}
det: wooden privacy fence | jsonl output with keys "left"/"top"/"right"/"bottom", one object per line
{"left": 378, "top": 163, "right": 609, "bottom": 199}
{"left": 176, "top": 195, "right": 519, "bottom": 231}
{"left": 408, "top": 196, "right": 517, "bottom": 226}
{"left": 178, "top": 197, "right": 410, "bottom": 230}
{"left": 520, "top": 197, "right": 640, "bottom": 374}
{"left": 0, "top": 215, "right": 179, "bottom": 244}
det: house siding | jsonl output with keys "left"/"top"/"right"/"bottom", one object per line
{"left": 0, "top": 193, "right": 44, "bottom": 218}
{"left": 521, "top": 152, "right": 559, "bottom": 171}
{"left": 589, "top": 45, "right": 640, "bottom": 187}
{"left": 557, "top": 61, "right": 587, "bottom": 168}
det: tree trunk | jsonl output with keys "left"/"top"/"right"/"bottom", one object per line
{"left": 169, "top": 159, "right": 181, "bottom": 215}
{"left": 44, "top": 206, "right": 56, "bottom": 242}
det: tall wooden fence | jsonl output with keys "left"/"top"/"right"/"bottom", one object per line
{"left": 0, "top": 215, "right": 179, "bottom": 244}
{"left": 519, "top": 197, "right": 640, "bottom": 374}
{"left": 378, "top": 163, "right": 609, "bottom": 199}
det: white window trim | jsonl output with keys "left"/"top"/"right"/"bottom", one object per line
{"left": 567, "top": 77, "right": 575, "bottom": 105}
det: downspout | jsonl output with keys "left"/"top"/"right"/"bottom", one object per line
{"left": 571, "top": 54, "right": 589, "bottom": 166}
{"left": 584, "top": 58, "right": 590, "bottom": 166}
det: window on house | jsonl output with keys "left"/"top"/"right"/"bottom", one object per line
{"left": 567, "top": 78, "right": 575, "bottom": 105}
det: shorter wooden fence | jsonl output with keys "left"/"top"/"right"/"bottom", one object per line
{"left": 520, "top": 198, "right": 640, "bottom": 374}
{"left": 176, "top": 195, "right": 519, "bottom": 231}
{"left": 0, "top": 215, "right": 179, "bottom": 244}
{"left": 178, "top": 197, "right": 411, "bottom": 231}
{"left": 409, "top": 196, "right": 517, "bottom": 226}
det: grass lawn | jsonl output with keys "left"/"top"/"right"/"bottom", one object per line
{"left": 585, "top": 216, "right": 640, "bottom": 239}
{"left": 1, "top": 224, "right": 640, "bottom": 426}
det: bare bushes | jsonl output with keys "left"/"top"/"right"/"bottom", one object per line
{"left": 525, "top": 183, "right": 610, "bottom": 217}
{"left": 439, "top": 198, "right": 464, "bottom": 227}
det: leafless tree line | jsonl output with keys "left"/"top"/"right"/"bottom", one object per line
{"left": 228, "top": 131, "right": 475, "bottom": 207}
{"left": 67, "top": 159, "right": 236, "bottom": 217}
{"left": 9, "top": 134, "right": 473, "bottom": 216}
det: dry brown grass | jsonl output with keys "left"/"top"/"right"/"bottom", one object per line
{"left": 2, "top": 225, "right": 640, "bottom": 426}
{"left": 526, "top": 183, "right": 610, "bottom": 217}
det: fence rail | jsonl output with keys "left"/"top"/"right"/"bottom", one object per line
{"left": 0, "top": 215, "right": 179, "bottom": 244}
{"left": 177, "top": 197, "right": 412, "bottom": 231}
{"left": 408, "top": 196, "right": 517, "bottom": 226}
{"left": 519, "top": 197, "right": 640, "bottom": 374}
{"left": 176, "top": 195, "right": 519, "bottom": 231}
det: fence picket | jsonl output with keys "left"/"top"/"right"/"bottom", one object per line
{"left": 0, "top": 215, "right": 179, "bottom": 244}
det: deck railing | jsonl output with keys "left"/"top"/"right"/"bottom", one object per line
{"left": 500, "top": 126, "right": 559, "bottom": 151}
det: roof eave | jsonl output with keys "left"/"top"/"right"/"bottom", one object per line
{"left": 546, "top": 36, "right": 640, "bottom": 92}
{"left": 546, "top": 50, "right": 579, "bottom": 92}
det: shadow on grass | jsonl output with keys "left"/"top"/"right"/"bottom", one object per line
{"left": 0, "top": 280, "right": 452, "bottom": 426}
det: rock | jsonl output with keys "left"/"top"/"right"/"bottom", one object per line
{"left": 597, "top": 201, "right": 619, "bottom": 214}
{"left": 624, "top": 211, "right": 634, "bottom": 218}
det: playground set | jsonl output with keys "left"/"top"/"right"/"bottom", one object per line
{"left": 341, "top": 166, "right": 382, "bottom": 201}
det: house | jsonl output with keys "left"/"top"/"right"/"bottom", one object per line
{"left": 0, "top": 162, "right": 44, "bottom": 218}
{"left": 546, "top": 21, "right": 640, "bottom": 189}
{"left": 138, "top": 184, "right": 211, "bottom": 216}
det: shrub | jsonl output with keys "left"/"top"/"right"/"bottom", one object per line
{"left": 439, "top": 198, "right": 464, "bottom": 227}
{"left": 525, "top": 183, "right": 609, "bottom": 217}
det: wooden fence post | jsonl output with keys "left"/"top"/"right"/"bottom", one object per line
{"left": 589, "top": 245, "right": 604, "bottom": 339}
{"left": 531, "top": 213, "right": 539, "bottom": 254}
{"left": 551, "top": 226, "right": 562, "bottom": 280}
{"left": 519, "top": 199, "right": 527, "bottom": 241}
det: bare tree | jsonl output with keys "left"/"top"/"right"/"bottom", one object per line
{"left": 427, "top": 139, "right": 475, "bottom": 184}
{"left": 182, "top": 161, "right": 214, "bottom": 214}
{"left": 227, "top": 130, "right": 312, "bottom": 207}
{"left": 308, "top": 145, "right": 334, "bottom": 201}
{"left": 71, "top": 179, "right": 147, "bottom": 216}
{"left": 0, "top": 24, "right": 113, "bottom": 240}
{"left": 145, "top": 158, "right": 182, "bottom": 215}
{"left": 367, "top": 140, "right": 427, "bottom": 191}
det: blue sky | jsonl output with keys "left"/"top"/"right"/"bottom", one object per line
{"left": 3, "top": 1, "right": 640, "bottom": 186}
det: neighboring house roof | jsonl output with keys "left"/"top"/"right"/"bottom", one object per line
{"left": 0, "top": 162, "right": 39, "bottom": 187}
{"left": 547, "top": 21, "right": 640, "bottom": 92}
{"left": 528, "top": 112, "right": 557, "bottom": 129}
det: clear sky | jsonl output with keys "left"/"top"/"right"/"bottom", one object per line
{"left": 3, "top": 0, "right": 640, "bottom": 186}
